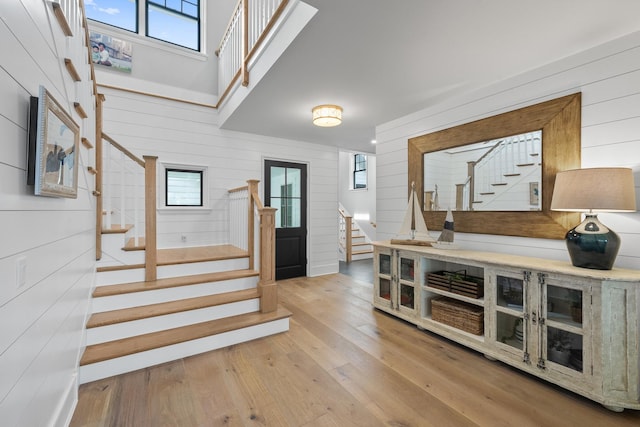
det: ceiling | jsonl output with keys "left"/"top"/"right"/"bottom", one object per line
{"left": 220, "top": 0, "right": 640, "bottom": 154}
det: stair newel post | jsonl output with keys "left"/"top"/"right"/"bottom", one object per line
{"left": 467, "top": 161, "right": 475, "bottom": 210}
{"left": 345, "top": 215, "right": 353, "bottom": 263}
{"left": 247, "top": 179, "right": 259, "bottom": 270}
{"left": 258, "top": 206, "right": 278, "bottom": 313}
{"left": 144, "top": 155, "right": 158, "bottom": 282}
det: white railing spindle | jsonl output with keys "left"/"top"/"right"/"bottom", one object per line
{"left": 120, "top": 151, "right": 125, "bottom": 228}
{"left": 104, "top": 142, "right": 112, "bottom": 229}
{"left": 217, "top": 0, "right": 286, "bottom": 105}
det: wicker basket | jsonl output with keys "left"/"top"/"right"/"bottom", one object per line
{"left": 431, "top": 297, "right": 484, "bottom": 335}
{"left": 426, "top": 270, "right": 484, "bottom": 298}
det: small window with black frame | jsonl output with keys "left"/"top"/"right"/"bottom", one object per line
{"left": 353, "top": 153, "right": 367, "bottom": 189}
{"left": 165, "top": 168, "right": 203, "bottom": 207}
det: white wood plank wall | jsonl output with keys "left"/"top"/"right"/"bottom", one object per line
{"left": 99, "top": 87, "right": 339, "bottom": 276}
{"left": 376, "top": 30, "right": 640, "bottom": 269}
{"left": 0, "top": 1, "right": 97, "bottom": 426}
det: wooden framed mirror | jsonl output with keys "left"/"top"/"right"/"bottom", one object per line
{"left": 408, "top": 93, "right": 581, "bottom": 239}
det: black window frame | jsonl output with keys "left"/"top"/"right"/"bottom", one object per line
{"left": 86, "top": 0, "right": 201, "bottom": 51}
{"left": 146, "top": 0, "right": 201, "bottom": 51}
{"left": 353, "top": 154, "right": 367, "bottom": 189}
{"left": 165, "top": 168, "right": 204, "bottom": 207}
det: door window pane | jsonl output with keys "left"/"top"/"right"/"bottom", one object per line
{"left": 287, "top": 168, "right": 301, "bottom": 197}
{"left": 271, "top": 166, "right": 302, "bottom": 228}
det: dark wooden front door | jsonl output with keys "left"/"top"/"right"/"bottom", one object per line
{"left": 264, "top": 160, "right": 307, "bottom": 280}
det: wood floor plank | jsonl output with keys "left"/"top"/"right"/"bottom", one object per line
{"left": 71, "top": 273, "right": 640, "bottom": 427}
{"left": 146, "top": 360, "right": 199, "bottom": 427}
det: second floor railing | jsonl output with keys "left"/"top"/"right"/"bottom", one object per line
{"left": 217, "top": 0, "right": 289, "bottom": 106}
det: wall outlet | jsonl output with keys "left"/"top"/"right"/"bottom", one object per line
{"left": 181, "top": 235, "right": 187, "bottom": 242}
{"left": 16, "top": 257, "right": 27, "bottom": 289}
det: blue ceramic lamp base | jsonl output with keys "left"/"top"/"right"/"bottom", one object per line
{"left": 565, "top": 214, "right": 620, "bottom": 270}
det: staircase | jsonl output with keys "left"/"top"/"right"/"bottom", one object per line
{"left": 82, "top": 125, "right": 288, "bottom": 383}
{"left": 78, "top": 1, "right": 298, "bottom": 384}
{"left": 339, "top": 209, "right": 373, "bottom": 262}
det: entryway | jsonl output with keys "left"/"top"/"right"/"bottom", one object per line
{"left": 264, "top": 160, "right": 307, "bottom": 280}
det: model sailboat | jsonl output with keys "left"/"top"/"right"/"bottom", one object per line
{"left": 390, "top": 182, "right": 436, "bottom": 246}
{"left": 432, "top": 207, "right": 458, "bottom": 249}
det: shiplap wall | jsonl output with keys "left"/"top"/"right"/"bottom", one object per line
{"left": 376, "top": 30, "right": 640, "bottom": 270}
{"left": 99, "top": 87, "right": 339, "bottom": 276}
{"left": 0, "top": 1, "right": 97, "bottom": 426}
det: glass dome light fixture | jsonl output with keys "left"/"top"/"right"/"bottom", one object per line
{"left": 312, "top": 104, "right": 342, "bottom": 127}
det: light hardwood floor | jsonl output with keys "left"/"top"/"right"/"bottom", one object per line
{"left": 70, "top": 273, "right": 640, "bottom": 426}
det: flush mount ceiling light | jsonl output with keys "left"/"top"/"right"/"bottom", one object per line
{"left": 312, "top": 104, "right": 342, "bottom": 127}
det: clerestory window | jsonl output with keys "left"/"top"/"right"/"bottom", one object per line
{"left": 85, "top": 0, "right": 201, "bottom": 51}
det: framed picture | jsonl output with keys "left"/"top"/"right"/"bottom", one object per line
{"left": 89, "top": 31, "right": 133, "bottom": 73}
{"left": 529, "top": 182, "right": 539, "bottom": 206}
{"left": 31, "top": 86, "right": 80, "bottom": 198}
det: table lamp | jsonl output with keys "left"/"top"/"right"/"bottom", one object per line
{"left": 550, "top": 167, "right": 636, "bottom": 270}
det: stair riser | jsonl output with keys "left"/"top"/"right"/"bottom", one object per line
{"left": 91, "top": 276, "right": 259, "bottom": 313}
{"left": 352, "top": 252, "right": 373, "bottom": 261}
{"left": 86, "top": 299, "right": 260, "bottom": 345}
{"left": 98, "top": 249, "right": 145, "bottom": 268}
{"left": 79, "top": 318, "right": 290, "bottom": 384}
{"left": 101, "top": 234, "right": 144, "bottom": 264}
{"left": 96, "top": 258, "right": 250, "bottom": 285}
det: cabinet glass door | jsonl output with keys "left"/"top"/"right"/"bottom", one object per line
{"left": 495, "top": 273, "right": 526, "bottom": 352}
{"left": 544, "top": 283, "right": 585, "bottom": 373}
{"left": 374, "top": 251, "right": 393, "bottom": 308}
{"left": 397, "top": 254, "right": 417, "bottom": 312}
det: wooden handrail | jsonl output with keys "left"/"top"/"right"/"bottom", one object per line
{"left": 102, "top": 133, "right": 145, "bottom": 167}
{"left": 228, "top": 185, "right": 249, "bottom": 194}
{"left": 217, "top": 0, "right": 243, "bottom": 55}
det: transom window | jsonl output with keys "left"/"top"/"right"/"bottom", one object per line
{"left": 353, "top": 154, "right": 367, "bottom": 189}
{"left": 86, "top": 0, "right": 201, "bottom": 51}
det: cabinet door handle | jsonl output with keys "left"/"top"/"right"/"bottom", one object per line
{"left": 531, "top": 311, "right": 537, "bottom": 325}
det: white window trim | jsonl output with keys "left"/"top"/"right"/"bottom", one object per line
{"left": 158, "top": 161, "right": 210, "bottom": 211}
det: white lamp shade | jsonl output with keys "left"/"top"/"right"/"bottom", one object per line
{"left": 551, "top": 167, "right": 637, "bottom": 212}
{"left": 312, "top": 104, "right": 342, "bottom": 127}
